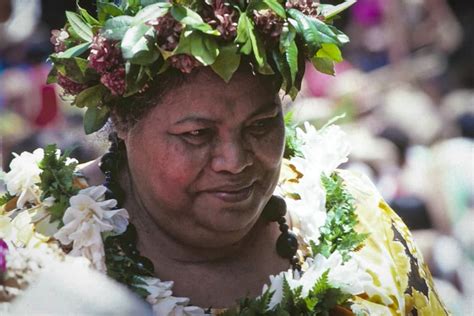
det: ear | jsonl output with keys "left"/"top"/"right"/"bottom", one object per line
{"left": 116, "top": 127, "right": 128, "bottom": 143}
{"left": 109, "top": 113, "right": 129, "bottom": 142}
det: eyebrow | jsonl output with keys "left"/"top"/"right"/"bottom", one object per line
{"left": 248, "top": 102, "right": 280, "bottom": 119}
{"left": 174, "top": 103, "right": 280, "bottom": 125}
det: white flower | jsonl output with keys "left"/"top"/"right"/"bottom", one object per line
{"left": 294, "top": 123, "right": 351, "bottom": 176}
{"left": 140, "top": 277, "right": 206, "bottom": 316}
{"left": 0, "top": 215, "right": 12, "bottom": 239}
{"left": 262, "top": 269, "right": 299, "bottom": 310}
{"left": 4, "top": 243, "right": 65, "bottom": 286}
{"left": 299, "top": 252, "right": 372, "bottom": 297}
{"left": 3, "top": 149, "right": 44, "bottom": 208}
{"left": 54, "top": 186, "right": 129, "bottom": 272}
{"left": 280, "top": 122, "right": 351, "bottom": 244}
{"left": 2, "top": 148, "right": 77, "bottom": 210}
{"left": 284, "top": 175, "right": 327, "bottom": 242}
{"left": 142, "top": 277, "right": 174, "bottom": 305}
{"left": 261, "top": 252, "right": 373, "bottom": 312}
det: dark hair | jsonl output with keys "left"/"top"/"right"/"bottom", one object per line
{"left": 109, "top": 61, "right": 282, "bottom": 132}
{"left": 109, "top": 67, "right": 187, "bottom": 131}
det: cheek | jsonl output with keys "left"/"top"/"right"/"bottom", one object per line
{"left": 252, "top": 125, "right": 285, "bottom": 168}
{"left": 128, "top": 133, "right": 208, "bottom": 199}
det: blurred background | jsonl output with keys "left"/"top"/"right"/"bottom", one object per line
{"left": 0, "top": 0, "right": 472, "bottom": 314}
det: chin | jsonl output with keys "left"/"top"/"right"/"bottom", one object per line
{"left": 196, "top": 199, "right": 264, "bottom": 234}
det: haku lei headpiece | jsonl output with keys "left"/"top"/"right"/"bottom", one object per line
{"left": 47, "top": 0, "right": 355, "bottom": 133}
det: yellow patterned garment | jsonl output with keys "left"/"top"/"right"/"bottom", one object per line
{"left": 336, "top": 169, "right": 449, "bottom": 316}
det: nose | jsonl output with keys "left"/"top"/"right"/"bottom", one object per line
{"left": 211, "top": 138, "right": 253, "bottom": 174}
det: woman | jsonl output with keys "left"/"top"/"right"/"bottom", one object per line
{"left": 1, "top": 0, "right": 448, "bottom": 314}
{"left": 86, "top": 65, "right": 291, "bottom": 308}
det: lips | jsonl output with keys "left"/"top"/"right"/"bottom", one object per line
{"left": 201, "top": 182, "right": 256, "bottom": 203}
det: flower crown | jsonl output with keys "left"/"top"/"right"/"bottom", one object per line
{"left": 48, "top": 0, "right": 355, "bottom": 133}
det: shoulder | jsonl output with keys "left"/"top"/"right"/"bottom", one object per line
{"left": 337, "top": 169, "right": 449, "bottom": 315}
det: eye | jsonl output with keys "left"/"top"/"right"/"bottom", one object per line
{"left": 180, "top": 128, "right": 213, "bottom": 145}
{"left": 247, "top": 116, "right": 278, "bottom": 136}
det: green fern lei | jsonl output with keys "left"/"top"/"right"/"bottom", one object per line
{"left": 312, "top": 173, "right": 369, "bottom": 262}
{"left": 223, "top": 271, "right": 352, "bottom": 315}
{"left": 104, "top": 232, "right": 153, "bottom": 299}
{"left": 37, "top": 144, "right": 79, "bottom": 225}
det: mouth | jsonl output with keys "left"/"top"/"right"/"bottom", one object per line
{"left": 202, "top": 183, "right": 256, "bottom": 203}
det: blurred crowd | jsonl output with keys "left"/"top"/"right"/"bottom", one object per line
{"left": 0, "top": 0, "right": 473, "bottom": 314}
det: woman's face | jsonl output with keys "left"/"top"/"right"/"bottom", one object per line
{"left": 121, "top": 69, "right": 285, "bottom": 247}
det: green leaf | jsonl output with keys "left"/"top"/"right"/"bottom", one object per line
{"left": 312, "top": 173, "right": 369, "bottom": 261}
{"left": 118, "top": 0, "right": 139, "bottom": 14}
{"left": 75, "top": 84, "right": 109, "bottom": 108}
{"left": 141, "top": 0, "right": 166, "bottom": 5}
{"left": 235, "top": 13, "right": 267, "bottom": 67}
{"left": 316, "top": 43, "right": 343, "bottom": 63}
{"left": 175, "top": 31, "right": 219, "bottom": 66}
{"left": 46, "top": 67, "right": 58, "bottom": 84}
{"left": 97, "top": 2, "right": 124, "bottom": 22}
{"left": 329, "top": 25, "right": 350, "bottom": 44}
{"left": 78, "top": 4, "right": 100, "bottom": 26}
{"left": 311, "top": 270, "right": 331, "bottom": 297}
{"left": 84, "top": 105, "right": 110, "bottom": 134}
{"left": 50, "top": 56, "right": 98, "bottom": 83}
{"left": 124, "top": 62, "right": 152, "bottom": 96}
{"left": 211, "top": 43, "right": 241, "bottom": 82}
{"left": 248, "top": 24, "right": 266, "bottom": 67}
{"left": 130, "top": 49, "right": 160, "bottom": 65}
{"left": 121, "top": 24, "right": 156, "bottom": 60}
{"left": 66, "top": 11, "right": 93, "bottom": 42}
{"left": 287, "top": 9, "right": 321, "bottom": 56}
{"left": 102, "top": 15, "right": 134, "bottom": 40}
{"left": 280, "top": 23, "right": 296, "bottom": 52}
{"left": 235, "top": 13, "right": 252, "bottom": 55}
{"left": 38, "top": 144, "right": 79, "bottom": 224}
{"left": 256, "top": 62, "right": 274, "bottom": 75}
{"left": 319, "top": 0, "right": 356, "bottom": 21}
{"left": 286, "top": 40, "right": 298, "bottom": 85}
{"left": 171, "top": 5, "right": 219, "bottom": 35}
{"left": 262, "top": 0, "right": 286, "bottom": 18}
{"left": 311, "top": 56, "right": 335, "bottom": 76}
{"left": 170, "top": 5, "right": 201, "bottom": 25}
{"left": 272, "top": 50, "right": 295, "bottom": 97}
{"left": 134, "top": 2, "right": 170, "bottom": 24}
{"left": 56, "top": 42, "right": 91, "bottom": 58}
{"left": 192, "top": 35, "right": 219, "bottom": 65}
{"left": 311, "top": 17, "right": 340, "bottom": 45}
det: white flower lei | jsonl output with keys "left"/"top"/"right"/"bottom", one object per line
{"left": 0, "top": 123, "right": 375, "bottom": 315}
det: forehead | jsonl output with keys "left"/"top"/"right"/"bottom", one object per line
{"left": 151, "top": 69, "right": 279, "bottom": 123}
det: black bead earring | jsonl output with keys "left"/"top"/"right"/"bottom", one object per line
{"left": 262, "top": 196, "right": 300, "bottom": 270}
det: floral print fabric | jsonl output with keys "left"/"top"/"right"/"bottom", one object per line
{"left": 336, "top": 169, "right": 448, "bottom": 315}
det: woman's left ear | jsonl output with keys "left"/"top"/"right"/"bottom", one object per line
{"left": 116, "top": 128, "right": 128, "bottom": 143}
{"left": 109, "top": 115, "right": 128, "bottom": 142}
